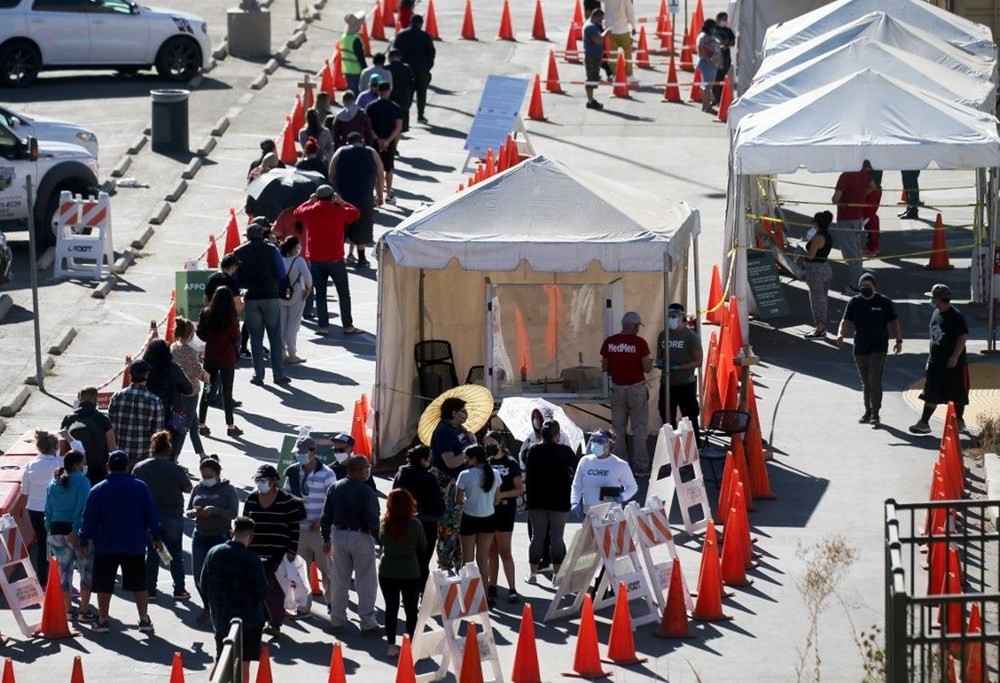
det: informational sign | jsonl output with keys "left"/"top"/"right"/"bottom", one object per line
{"left": 746, "top": 250, "right": 791, "bottom": 319}
{"left": 668, "top": 0, "right": 679, "bottom": 14}
{"left": 175, "top": 270, "right": 214, "bottom": 322}
{"left": 465, "top": 75, "right": 530, "bottom": 158}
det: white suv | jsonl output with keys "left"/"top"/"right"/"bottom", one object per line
{"left": 0, "top": 105, "right": 99, "bottom": 157}
{"left": 0, "top": 0, "right": 212, "bottom": 87}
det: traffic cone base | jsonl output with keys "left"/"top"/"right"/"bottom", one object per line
{"left": 565, "top": 594, "right": 610, "bottom": 679}
{"left": 34, "top": 556, "right": 78, "bottom": 638}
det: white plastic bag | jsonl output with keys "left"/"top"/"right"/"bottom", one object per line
{"left": 275, "top": 555, "right": 310, "bottom": 612}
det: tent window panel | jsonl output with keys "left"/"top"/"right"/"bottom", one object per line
{"left": 489, "top": 283, "right": 607, "bottom": 398}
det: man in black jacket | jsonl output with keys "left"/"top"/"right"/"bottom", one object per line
{"left": 391, "top": 15, "right": 435, "bottom": 124}
{"left": 385, "top": 48, "right": 415, "bottom": 132}
{"left": 233, "top": 219, "right": 290, "bottom": 386}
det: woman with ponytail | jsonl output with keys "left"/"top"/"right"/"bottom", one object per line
{"left": 455, "top": 445, "right": 500, "bottom": 603}
{"left": 43, "top": 450, "right": 94, "bottom": 620}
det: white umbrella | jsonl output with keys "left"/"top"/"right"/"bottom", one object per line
{"left": 496, "top": 397, "right": 585, "bottom": 454}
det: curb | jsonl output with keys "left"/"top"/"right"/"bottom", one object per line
{"left": 91, "top": 276, "right": 117, "bottom": 300}
{"left": 252, "top": 73, "right": 269, "bottom": 90}
{"left": 212, "top": 41, "right": 229, "bottom": 61}
{"left": 166, "top": 179, "right": 188, "bottom": 203}
{"left": 0, "top": 386, "right": 31, "bottom": 418}
{"left": 47, "top": 327, "right": 78, "bottom": 355}
{"left": 24, "top": 356, "right": 56, "bottom": 385}
{"left": 197, "top": 136, "right": 218, "bottom": 157}
{"left": 128, "top": 134, "right": 148, "bottom": 155}
{"left": 287, "top": 31, "right": 308, "bottom": 50}
{"left": 148, "top": 202, "right": 172, "bottom": 225}
{"left": 111, "top": 155, "right": 132, "bottom": 178}
{"left": 264, "top": 59, "right": 280, "bottom": 75}
{"left": 132, "top": 226, "right": 156, "bottom": 250}
{"left": 114, "top": 249, "right": 136, "bottom": 275}
{"left": 182, "top": 157, "right": 203, "bottom": 180}
{"left": 0, "top": 294, "right": 12, "bottom": 323}
{"left": 211, "top": 116, "right": 230, "bottom": 136}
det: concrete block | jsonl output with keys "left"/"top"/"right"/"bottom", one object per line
{"left": 196, "top": 136, "right": 217, "bottom": 157}
{"left": 275, "top": 46, "right": 290, "bottom": 60}
{"left": 100, "top": 179, "right": 117, "bottom": 194}
{"left": 132, "top": 226, "right": 156, "bottom": 250}
{"left": 985, "top": 452, "right": 1000, "bottom": 527}
{"left": 36, "top": 247, "right": 55, "bottom": 271}
{"left": 251, "top": 73, "right": 269, "bottom": 90}
{"left": 113, "top": 249, "right": 135, "bottom": 274}
{"left": 287, "top": 31, "right": 307, "bottom": 50}
{"left": 111, "top": 155, "right": 132, "bottom": 178}
{"left": 264, "top": 58, "right": 279, "bottom": 75}
{"left": 47, "top": 327, "right": 78, "bottom": 355}
{"left": 91, "top": 276, "right": 117, "bottom": 300}
{"left": 0, "top": 294, "right": 12, "bottom": 323}
{"left": 211, "top": 116, "right": 230, "bottom": 136}
{"left": 148, "top": 202, "right": 171, "bottom": 225}
{"left": 22, "top": 355, "right": 56, "bottom": 384}
{"left": 128, "top": 134, "right": 148, "bottom": 155}
{"left": 212, "top": 41, "right": 229, "bottom": 61}
{"left": 313, "top": 0, "right": 326, "bottom": 9}
{"left": 165, "top": 179, "right": 188, "bottom": 202}
{"left": 228, "top": 8, "right": 272, "bottom": 59}
{"left": 182, "top": 157, "right": 203, "bottom": 180}
{"left": 0, "top": 386, "right": 30, "bottom": 417}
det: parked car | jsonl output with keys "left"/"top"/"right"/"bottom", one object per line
{"left": 0, "top": 0, "right": 213, "bottom": 87}
{"left": 0, "top": 228, "right": 11, "bottom": 285}
{"left": 0, "top": 105, "right": 98, "bottom": 158}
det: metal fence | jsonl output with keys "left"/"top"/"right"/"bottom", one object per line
{"left": 209, "top": 619, "right": 244, "bottom": 683}
{"left": 885, "top": 498, "right": 1000, "bottom": 682}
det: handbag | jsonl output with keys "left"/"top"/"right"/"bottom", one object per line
{"left": 280, "top": 257, "right": 303, "bottom": 301}
{"left": 168, "top": 408, "right": 188, "bottom": 431}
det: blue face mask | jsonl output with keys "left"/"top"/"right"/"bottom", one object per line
{"left": 296, "top": 453, "right": 310, "bottom": 465}
{"left": 591, "top": 443, "right": 606, "bottom": 457}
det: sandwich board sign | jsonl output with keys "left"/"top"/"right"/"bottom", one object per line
{"left": 464, "top": 75, "right": 534, "bottom": 171}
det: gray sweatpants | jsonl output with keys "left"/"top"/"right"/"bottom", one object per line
{"left": 836, "top": 218, "right": 865, "bottom": 286}
{"left": 329, "top": 530, "right": 378, "bottom": 630}
{"left": 854, "top": 352, "right": 888, "bottom": 415}
{"left": 610, "top": 383, "right": 649, "bottom": 471}
{"left": 803, "top": 260, "right": 832, "bottom": 327}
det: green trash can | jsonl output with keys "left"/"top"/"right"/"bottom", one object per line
{"left": 150, "top": 89, "right": 190, "bottom": 154}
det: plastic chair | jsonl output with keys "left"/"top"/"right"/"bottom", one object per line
{"left": 414, "top": 340, "right": 456, "bottom": 366}
{"left": 465, "top": 365, "right": 486, "bottom": 386}
{"left": 417, "top": 362, "right": 459, "bottom": 403}
{"left": 698, "top": 409, "right": 751, "bottom": 486}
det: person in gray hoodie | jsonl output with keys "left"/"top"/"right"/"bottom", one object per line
{"left": 186, "top": 456, "right": 240, "bottom": 625}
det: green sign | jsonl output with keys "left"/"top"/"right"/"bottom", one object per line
{"left": 175, "top": 270, "right": 214, "bottom": 322}
{"left": 276, "top": 432, "right": 342, "bottom": 487}
{"left": 746, "top": 250, "right": 791, "bottom": 319}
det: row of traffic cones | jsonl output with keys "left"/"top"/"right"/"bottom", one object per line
{"left": 459, "top": 134, "right": 527, "bottom": 191}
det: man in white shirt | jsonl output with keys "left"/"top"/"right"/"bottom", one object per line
{"left": 570, "top": 431, "right": 638, "bottom": 515}
{"left": 603, "top": 0, "right": 639, "bottom": 86}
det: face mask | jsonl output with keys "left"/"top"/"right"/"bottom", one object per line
{"left": 256, "top": 481, "right": 272, "bottom": 493}
{"left": 296, "top": 453, "right": 310, "bottom": 465}
{"left": 202, "top": 477, "right": 218, "bottom": 487}
{"left": 532, "top": 419, "right": 542, "bottom": 431}
{"left": 860, "top": 287, "right": 875, "bottom": 298}
{"left": 591, "top": 443, "right": 606, "bottom": 457}
{"left": 485, "top": 444, "right": 500, "bottom": 457}
{"left": 668, "top": 317, "right": 680, "bottom": 330}
{"left": 334, "top": 449, "right": 350, "bottom": 464}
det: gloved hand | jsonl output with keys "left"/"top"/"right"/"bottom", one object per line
{"left": 613, "top": 495, "right": 624, "bottom": 505}
{"left": 655, "top": 359, "right": 665, "bottom": 370}
{"left": 570, "top": 502, "right": 584, "bottom": 521}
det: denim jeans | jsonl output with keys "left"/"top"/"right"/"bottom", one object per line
{"left": 310, "top": 260, "right": 352, "bottom": 330}
{"left": 172, "top": 393, "right": 204, "bottom": 457}
{"left": 192, "top": 531, "right": 228, "bottom": 604}
{"left": 146, "top": 514, "right": 186, "bottom": 594}
{"left": 199, "top": 366, "right": 235, "bottom": 425}
{"left": 243, "top": 298, "right": 286, "bottom": 381}
{"left": 854, "top": 352, "right": 888, "bottom": 416}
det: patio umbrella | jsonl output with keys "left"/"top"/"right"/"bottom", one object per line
{"left": 496, "top": 397, "right": 585, "bottom": 454}
{"left": 245, "top": 168, "right": 326, "bottom": 221}
{"left": 417, "top": 385, "right": 495, "bottom": 446}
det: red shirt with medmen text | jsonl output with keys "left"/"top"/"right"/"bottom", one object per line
{"left": 600, "top": 333, "right": 650, "bottom": 386}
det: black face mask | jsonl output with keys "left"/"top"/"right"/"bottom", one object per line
{"left": 860, "top": 287, "right": 875, "bottom": 298}
{"left": 485, "top": 444, "right": 500, "bottom": 456}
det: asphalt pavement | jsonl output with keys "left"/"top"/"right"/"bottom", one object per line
{"left": 0, "top": 0, "right": 996, "bottom": 680}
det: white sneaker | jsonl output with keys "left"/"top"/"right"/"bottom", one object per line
{"left": 627, "top": 76, "right": 639, "bottom": 87}
{"left": 524, "top": 574, "right": 538, "bottom": 585}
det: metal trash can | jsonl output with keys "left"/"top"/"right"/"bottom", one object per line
{"left": 150, "top": 89, "right": 190, "bottom": 154}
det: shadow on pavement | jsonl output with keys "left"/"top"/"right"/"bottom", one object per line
{"left": 2, "top": 75, "right": 231, "bottom": 103}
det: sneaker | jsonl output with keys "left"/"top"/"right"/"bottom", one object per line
{"left": 897, "top": 208, "right": 919, "bottom": 220}
{"left": 274, "top": 376, "right": 292, "bottom": 385}
{"left": 803, "top": 328, "right": 827, "bottom": 339}
{"left": 585, "top": 99, "right": 604, "bottom": 110}
{"left": 67, "top": 607, "right": 78, "bottom": 621}
{"left": 524, "top": 574, "right": 538, "bottom": 585}
{"left": 386, "top": 643, "right": 400, "bottom": 658}
{"left": 78, "top": 609, "right": 97, "bottom": 623}
{"left": 138, "top": 616, "right": 154, "bottom": 633}
{"left": 417, "top": 115, "right": 429, "bottom": 123}
{"left": 486, "top": 585, "right": 497, "bottom": 600}
{"left": 173, "top": 589, "right": 191, "bottom": 601}
{"left": 360, "top": 626, "right": 382, "bottom": 637}
{"left": 507, "top": 591, "right": 520, "bottom": 604}
{"left": 627, "top": 76, "right": 639, "bottom": 87}
{"left": 908, "top": 421, "right": 932, "bottom": 435}
{"left": 870, "top": 415, "right": 881, "bottom": 429}
{"left": 346, "top": 254, "right": 357, "bottom": 264}
{"left": 250, "top": 377, "right": 264, "bottom": 386}
{"left": 198, "top": 424, "right": 211, "bottom": 436}
{"left": 285, "top": 355, "right": 306, "bottom": 364}
{"left": 858, "top": 412, "right": 871, "bottom": 424}
{"left": 93, "top": 620, "right": 111, "bottom": 633}
{"left": 356, "top": 257, "right": 371, "bottom": 269}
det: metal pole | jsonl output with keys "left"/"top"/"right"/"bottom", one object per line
{"left": 987, "top": 167, "right": 998, "bottom": 352}
{"left": 663, "top": 251, "right": 670, "bottom": 424}
{"left": 24, "top": 175, "right": 44, "bottom": 391}
{"left": 692, "top": 227, "right": 702, "bottom": 398}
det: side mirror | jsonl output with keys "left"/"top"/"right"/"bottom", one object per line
{"left": 27, "top": 136, "right": 38, "bottom": 161}
{"left": 130, "top": 1, "right": 139, "bottom": 13}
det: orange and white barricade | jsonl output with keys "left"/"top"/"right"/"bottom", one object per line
{"left": 625, "top": 496, "right": 694, "bottom": 617}
{"left": 0, "top": 514, "right": 44, "bottom": 637}
{"left": 53, "top": 190, "right": 114, "bottom": 280}
{"left": 544, "top": 502, "right": 612, "bottom": 623}
{"left": 411, "top": 564, "right": 503, "bottom": 683}
{"left": 647, "top": 417, "right": 711, "bottom": 535}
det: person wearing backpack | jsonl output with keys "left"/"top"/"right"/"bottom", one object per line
{"left": 278, "top": 236, "right": 313, "bottom": 365}
{"left": 60, "top": 386, "right": 117, "bottom": 486}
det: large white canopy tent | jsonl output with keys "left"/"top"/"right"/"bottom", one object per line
{"left": 374, "top": 156, "right": 701, "bottom": 459}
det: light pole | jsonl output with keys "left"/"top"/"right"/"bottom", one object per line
{"left": 24, "top": 166, "right": 45, "bottom": 391}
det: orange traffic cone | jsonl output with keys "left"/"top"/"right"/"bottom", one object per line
{"left": 461, "top": 0, "right": 477, "bottom": 40}
{"left": 746, "top": 415, "right": 776, "bottom": 499}
{"left": 279, "top": 116, "right": 298, "bottom": 164}
{"left": 705, "top": 264, "right": 724, "bottom": 324}
{"left": 661, "top": 11, "right": 674, "bottom": 53}
{"left": 396, "top": 634, "right": 417, "bottom": 683}
{"left": 571, "top": 0, "right": 584, "bottom": 39}
{"left": 692, "top": 521, "right": 731, "bottom": 621}
{"left": 927, "top": 538, "right": 948, "bottom": 596}
{"left": 165, "top": 295, "right": 177, "bottom": 344}
{"left": 527, "top": 74, "right": 546, "bottom": 121}
{"left": 383, "top": 0, "right": 396, "bottom": 27}
{"left": 604, "top": 583, "right": 647, "bottom": 665}
{"left": 319, "top": 60, "right": 334, "bottom": 97}
{"left": 612, "top": 50, "right": 629, "bottom": 98}
{"left": 700, "top": 363, "right": 722, "bottom": 431}
{"left": 35, "top": 557, "right": 76, "bottom": 638}
{"left": 564, "top": 24, "right": 581, "bottom": 63}
{"left": 360, "top": 17, "right": 372, "bottom": 57}
{"left": 531, "top": 0, "right": 547, "bottom": 40}
{"left": 691, "top": 0, "right": 704, "bottom": 43}
{"left": 484, "top": 149, "right": 496, "bottom": 178}
{"left": 223, "top": 207, "right": 240, "bottom": 255}
{"left": 206, "top": 234, "right": 220, "bottom": 269}
{"left": 679, "top": 38, "right": 693, "bottom": 72}
{"left": 727, "top": 295, "right": 744, "bottom": 356}
{"left": 332, "top": 45, "right": 347, "bottom": 91}
{"left": 351, "top": 399, "right": 372, "bottom": 458}
{"left": 425, "top": 0, "right": 440, "bottom": 40}
{"left": 689, "top": 67, "right": 702, "bottom": 102}
{"left": 168, "top": 652, "right": 185, "bottom": 683}
{"left": 371, "top": 4, "right": 386, "bottom": 40}
{"left": 963, "top": 603, "right": 984, "bottom": 681}
{"left": 459, "top": 622, "right": 484, "bottom": 683}
{"left": 722, "top": 367, "right": 739, "bottom": 412}
{"left": 310, "top": 561, "right": 322, "bottom": 596}
{"left": 731, "top": 438, "right": 755, "bottom": 511}
{"left": 256, "top": 645, "right": 274, "bottom": 683}
{"left": 565, "top": 594, "right": 610, "bottom": 678}
{"left": 511, "top": 603, "right": 542, "bottom": 683}
{"left": 636, "top": 25, "right": 651, "bottom": 68}
{"left": 70, "top": 657, "right": 85, "bottom": 683}
{"left": 716, "top": 75, "right": 733, "bottom": 123}
{"left": 716, "top": 455, "right": 736, "bottom": 525}
{"left": 662, "top": 55, "right": 682, "bottom": 102}
{"left": 937, "top": 566, "right": 964, "bottom": 633}
{"left": 545, "top": 49, "right": 563, "bottom": 93}
{"left": 291, "top": 94, "right": 305, "bottom": 135}
{"left": 730, "top": 484, "right": 757, "bottom": 569}
{"left": 720, "top": 507, "right": 752, "bottom": 587}
{"left": 926, "top": 213, "right": 953, "bottom": 270}
{"left": 2, "top": 659, "right": 14, "bottom": 683}
{"left": 655, "top": 560, "right": 694, "bottom": 638}
{"left": 497, "top": 0, "right": 515, "bottom": 40}
{"left": 122, "top": 354, "right": 133, "bottom": 388}
{"left": 328, "top": 642, "right": 347, "bottom": 683}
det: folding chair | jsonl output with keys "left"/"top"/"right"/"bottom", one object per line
{"left": 698, "top": 409, "right": 751, "bottom": 486}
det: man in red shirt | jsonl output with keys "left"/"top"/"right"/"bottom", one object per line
{"left": 292, "top": 185, "right": 362, "bottom": 336}
{"left": 600, "top": 311, "right": 653, "bottom": 476}
{"left": 832, "top": 162, "right": 876, "bottom": 294}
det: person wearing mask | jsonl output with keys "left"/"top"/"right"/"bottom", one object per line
{"left": 79, "top": 450, "right": 162, "bottom": 634}
{"left": 282, "top": 436, "right": 337, "bottom": 609}
{"left": 292, "top": 185, "right": 361, "bottom": 336}
{"left": 108, "top": 359, "right": 165, "bottom": 467}
{"left": 712, "top": 12, "right": 735, "bottom": 105}
{"left": 522, "top": 420, "right": 576, "bottom": 584}
{"left": 695, "top": 19, "right": 721, "bottom": 114}
{"left": 909, "top": 284, "right": 970, "bottom": 435}
{"left": 656, "top": 303, "right": 704, "bottom": 444}
{"left": 330, "top": 433, "right": 377, "bottom": 491}
{"left": 600, "top": 311, "right": 653, "bottom": 476}
{"left": 248, "top": 152, "right": 280, "bottom": 183}
{"left": 391, "top": 445, "right": 444, "bottom": 593}
{"left": 247, "top": 139, "right": 282, "bottom": 180}
{"left": 142, "top": 339, "right": 194, "bottom": 456}
{"left": 197, "top": 287, "right": 243, "bottom": 438}
{"left": 321, "top": 456, "right": 381, "bottom": 635}
{"left": 21, "top": 430, "right": 63, "bottom": 585}
{"left": 60, "top": 386, "right": 116, "bottom": 486}
{"left": 391, "top": 14, "right": 435, "bottom": 124}
{"left": 385, "top": 49, "right": 416, "bottom": 133}
{"left": 328, "top": 132, "right": 384, "bottom": 269}
{"left": 202, "top": 517, "right": 269, "bottom": 682}
{"left": 455, "top": 446, "right": 499, "bottom": 598}
{"left": 582, "top": 9, "right": 609, "bottom": 111}
{"left": 429, "top": 397, "right": 475, "bottom": 571}
{"left": 298, "top": 109, "right": 333, "bottom": 166}
{"left": 133, "top": 431, "right": 193, "bottom": 601}
{"left": 330, "top": 90, "right": 376, "bottom": 151}
{"left": 204, "top": 253, "right": 241, "bottom": 307}
{"left": 484, "top": 431, "right": 522, "bottom": 604}
{"left": 570, "top": 430, "right": 638, "bottom": 516}
{"left": 278, "top": 235, "right": 313, "bottom": 364}
{"left": 802, "top": 211, "right": 834, "bottom": 339}
{"left": 378, "top": 488, "right": 426, "bottom": 658}
{"left": 234, "top": 218, "right": 290, "bottom": 387}
{"left": 44, "top": 449, "right": 94, "bottom": 620}
{"left": 341, "top": 11, "right": 368, "bottom": 94}
{"left": 186, "top": 455, "right": 240, "bottom": 626}
{"left": 243, "top": 464, "right": 304, "bottom": 637}
{"left": 517, "top": 406, "right": 564, "bottom": 574}
{"left": 170, "top": 317, "right": 211, "bottom": 460}
{"left": 836, "top": 273, "right": 903, "bottom": 429}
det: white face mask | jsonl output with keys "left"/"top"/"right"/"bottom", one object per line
{"left": 532, "top": 419, "right": 543, "bottom": 431}
{"left": 256, "top": 481, "right": 272, "bottom": 493}
{"left": 591, "top": 443, "right": 606, "bottom": 457}
{"left": 668, "top": 317, "right": 680, "bottom": 330}
{"left": 203, "top": 477, "right": 218, "bottom": 487}
{"left": 334, "top": 449, "right": 350, "bottom": 464}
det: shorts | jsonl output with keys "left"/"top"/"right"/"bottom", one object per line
{"left": 346, "top": 205, "right": 374, "bottom": 246}
{"left": 215, "top": 622, "right": 263, "bottom": 661}
{"left": 584, "top": 58, "right": 602, "bottom": 85}
{"left": 460, "top": 512, "right": 496, "bottom": 536}
{"left": 696, "top": 59, "right": 718, "bottom": 86}
{"left": 492, "top": 504, "right": 516, "bottom": 533}
{"left": 92, "top": 553, "right": 146, "bottom": 593}
{"left": 920, "top": 364, "right": 970, "bottom": 406}
{"left": 378, "top": 144, "right": 396, "bottom": 173}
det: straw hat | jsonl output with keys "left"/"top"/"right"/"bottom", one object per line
{"left": 344, "top": 10, "right": 365, "bottom": 31}
{"left": 417, "top": 384, "right": 495, "bottom": 446}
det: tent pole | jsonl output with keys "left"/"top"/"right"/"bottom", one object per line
{"left": 418, "top": 268, "right": 425, "bottom": 345}
{"left": 692, "top": 225, "right": 703, "bottom": 400}
{"left": 663, "top": 251, "right": 671, "bottom": 429}
{"left": 988, "top": 168, "right": 998, "bottom": 353}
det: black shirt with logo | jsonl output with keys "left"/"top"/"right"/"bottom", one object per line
{"left": 843, "top": 293, "right": 898, "bottom": 355}
{"left": 928, "top": 306, "right": 968, "bottom": 369}
{"left": 490, "top": 454, "right": 521, "bottom": 509}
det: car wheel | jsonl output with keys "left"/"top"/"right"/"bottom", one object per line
{"left": 0, "top": 41, "right": 41, "bottom": 88}
{"left": 155, "top": 37, "right": 200, "bottom": 82}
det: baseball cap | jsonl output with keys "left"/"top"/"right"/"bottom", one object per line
{"left": 255, "top": 464, "right": 279, "bottom": 480}
{"left": 859, "top": 273, "right": 876, "bottom": 287}
{"left": 332, "top": 432, "right": 355, "bottom": 447}
{"left": 925, "top": 283, "right": 951, "bottom": 299}
{"left": 107, "top": 450, "right": 129, "bottom": 471}
{"left": 129, "top": 358, "right": 151, "bottom": 380}
{"left": 369, "top": 74, "right": 382, "bottom": 86}
{"left": 296, "top": 436, "right": 317, "bottom": 454}
{"left": 622, "top": 311, "right": 642, "bottom": 326}
{"left": 246, "top": 216, "right": 270, "bottom": 238}
{"left": 667, "top": 303, "right": 685, "bottom": 315}
{"left": 316, "top": 185, "right": 335, "bottom": 199}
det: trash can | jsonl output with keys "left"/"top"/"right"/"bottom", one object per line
{"left": 150, "top": 89, "right": 190, "bottom": 154}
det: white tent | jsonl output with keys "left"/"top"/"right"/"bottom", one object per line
{"left": 729, "top": 42, "right": 997, "bottom": 128}
{"left": 733, "top": 0, "right": 829, "bottom": 93}
{"left": 756, "top": 12, "right": 997, "bottom": 84}
{"left": 374, "top": 156, "right": 700, "bottom": 459}
{"left": 761, "top": 0, "right": 996, "bottom": 60}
